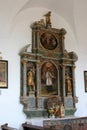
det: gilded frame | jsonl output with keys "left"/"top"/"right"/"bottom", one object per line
{"left": 0, "top": 60, "right": 8, "bottom": 88}
{"left": 84, "top": 71, "right": 87, "bottom": 92}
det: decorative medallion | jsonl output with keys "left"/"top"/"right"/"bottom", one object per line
{"left": 40, "top": 32, "right": 57, "bottom": 50}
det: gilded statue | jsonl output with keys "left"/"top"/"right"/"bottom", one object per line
{"left": 66, "top": 74, "right": 72, "bottom": 93}
{"left": 44, "top": 11, "right": 51, "bottom": 27}
{"left": 60, "top": 103, "right": 65, "bottom": 118}
{"left": 27, "top": 69, "right": 35, "bottom": 91}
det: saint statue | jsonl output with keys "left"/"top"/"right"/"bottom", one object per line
{"left": 27, "top": 68, "right": 35, "bottom": 91}
{"left": 45, "top": 68, "right": 55, "bottom": 93}
{"left": 44, "top": 11, "right": 51, "bottom": 27}
{"left": 60, "top": 103, "right": 65, "bottom": 118}
{"left": 66, "top": 74, "right": 72, "bottom": 94}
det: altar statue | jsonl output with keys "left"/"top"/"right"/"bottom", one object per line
{"left": 27, "top": 69, "right": 35, "bottom": 91}
{"left": 66, "top": 74, "right": 72, "bottom": 93}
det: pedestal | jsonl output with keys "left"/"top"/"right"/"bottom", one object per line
{"left": 29, "top": 91, "right": 35, "bottom": 97}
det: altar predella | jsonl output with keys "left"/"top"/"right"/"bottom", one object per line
{"left": 19, "top": 11, "right": 78, "bottom": 118}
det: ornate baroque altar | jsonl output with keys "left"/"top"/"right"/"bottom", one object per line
{"left": 19, "top": 12, "right": 78, "bottom": 118}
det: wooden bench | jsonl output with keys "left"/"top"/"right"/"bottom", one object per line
{"left": 1, "top": 123, "right": 17, "bottom": 130}
{"left": 22, "top": 122, "right": 44, "bottom": 130}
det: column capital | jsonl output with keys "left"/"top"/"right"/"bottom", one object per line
{"left": 72, "top": 65, "right": 76, "bottom": 69}
{"left": 62, "top": 64, "right": 66, "bottom": 67}
{"left": 22, "top": 60, "right": 27, "bottom": 65}
{"left": 36, "top": 60, "right": 41, "bottom": 67}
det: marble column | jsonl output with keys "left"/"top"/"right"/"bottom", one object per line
{"left": 58, "top": 69, "right": 60, "bottom": 96}
{"left": 22, "top": 60, "right": 27, "bottom": 96}
{"left": 36, "top": 60, "right": 41, "bottom": 96}
{"left": 36, "top": 29, "right": 40, "bottom": 50}
{"left": 72, "top": 65, "right": 76, "bottom": 97}
{"left": 62, "top": 64, "right": 66, "bottom": 97}
{"left": 32, "top": 30, "right": 36, "bottom": 52}
{"left": 59, "top": 29, "right": 66, "bottom": 52}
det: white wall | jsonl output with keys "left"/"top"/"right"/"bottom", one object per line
{"left": 73, "top": 0, "right": 87, "bottom": 116}
{"left": 0, "top": 4, "right": 87, "bottom": 129}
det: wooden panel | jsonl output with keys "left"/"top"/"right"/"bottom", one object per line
{"left": 22, "top": 122, "right": 44, "bottom": 130}
{"left": 43, "top": 116, "right": 87, "bottom": 130}
{"left": 1, "top": 123, "right": 17, "bottom": 130}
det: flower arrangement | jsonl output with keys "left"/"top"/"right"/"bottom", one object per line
{"left": 48, "top": 102, "right": 65, "bottom": 118}
{"left": 48, "top": 103, "right": 61, "bottom": 118}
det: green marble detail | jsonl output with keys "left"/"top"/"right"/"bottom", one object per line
{"left": 24, "top": 109, "right": 48, "bottom": 118}
{"left": 65, "top": 109, "right": 76, "bottom": 116}
{"left": 23, "top": 109, "right": 76, "bottom": 118}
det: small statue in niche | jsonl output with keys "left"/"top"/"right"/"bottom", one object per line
{"left": 66, "top": 74, "right": 72, "bottom": 94}
{"left": 60, "top": 102, "right": 65, "bottom": 118}
{"left": 45, "top": 68, "right": 55, "bottom": 93}
{"left": 27, "top": 68, "right": 35, "bottom": 92}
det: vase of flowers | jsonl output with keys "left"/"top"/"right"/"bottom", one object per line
{"left": 48, "top": 103, "right": 60, "bottom": 118}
